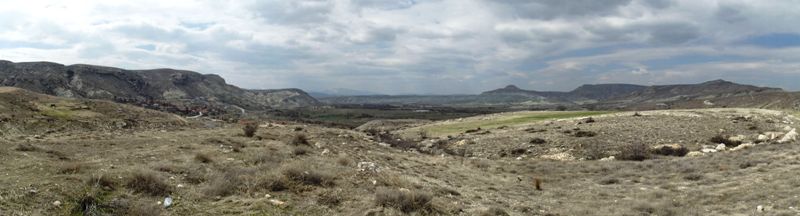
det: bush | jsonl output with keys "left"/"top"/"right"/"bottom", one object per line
{"left": 573, "top": 131, "right": 597, "bottom": 137}
{"left": 86, "top": 175, "right": 118, "bottom": 190}
{"left": 291, "top": 134, "right": 311, "bottom": 146}
{"left": 292, "top": 147, "right": 309, "bottom": 156}
{"left": 243, "top": 122, "right": 258, "bottom": 137}
{"left": 709, "top": 135, "right": 742, "bottom": 147}
{"left": 282, "top": 164, "right": 335, "bottom": 187}
{"left": 126, "top": 171, "right": 171, "bottom": 196}
{"left": 58, "top": 162, "right": 85, "bottom": 174}
{"left": 529, "top": 138, "right": 546, "bottom": 144}
{"left": 374, "top": 188, "right": 435, "bottom": 213}
{"left": 195, "top": 152, "right": 213, "bottom": 163}
{"left": 15, "top": 143, "right": 38, "bottom": 151}
{"left": 317, "top": 189, "right": 344, "bottom": 207}
{"left": 205, "top": 169, "right": 243, "bottom": 197}
{"left": 650, "top": 144, "right": 689, "bottom": 157}
{"left": 617, "top": 143, "right": 650, "bottom": 161}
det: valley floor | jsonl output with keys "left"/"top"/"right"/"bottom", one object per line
{"left": 1, "top": 108, "right": 799, "bottom": 215}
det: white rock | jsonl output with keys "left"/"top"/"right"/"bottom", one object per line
{"left": 784, "top": 126, "right": 794, "bottom": 131}
{"left": 377, "top": 142, "right": 391, "bottom": 148}
{"left": 539, "top": 152, "right": 575, "bottom": 161}
{"left": 163, "top": 196, "right": 173, "bottom": 208}
{"left": 779, "top": 129, "right": 797, "bottom": 143}
{"left": 757, "top": 205, "right": 764, "bottom": 212}
{"left": 265, "top": 194, "right": 272, "bottom": 198}
{"left": 731, "top": 143, "right": 755, "bottom": 151}
{"left": 685, "top": 151, "right": 705, "bottom": 157}
{"left": 599, "top": 156, "right": 616, "bottom": 161}
{"left": 756, "top": 134, "right": 769, "bottom": 142}
{"left": 715, "top": 144, "right": 727, "bottom": 151}
{"left": 268, "top": 199, "right": 286, "bottom": 206}
{"left": 52, "top": 201, "right": 62, "bottom": 206}
{"left": 357, "top": 162, "right": 380, "bottom": 173}
{"left": 701, "top": 148, "right": 717, "bottom": 153}
{"left": 728, "top": 135, "right": 746, "bottom": 142}
{"left": 320, "top": 149, "right": 330, "bottom": 156}
{"left": 177, "top": 184, "right": 185, "bottom": 188}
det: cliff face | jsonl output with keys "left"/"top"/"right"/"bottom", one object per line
{"left": 0, "top": 60, "right": 320, "bottom": 115}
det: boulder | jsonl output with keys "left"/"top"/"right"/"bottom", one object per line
{"left": 686, "top": 151, "right": 705, "bottom": 157}
{"left": 779, "top": 129, "right": 797, "bottom": 143}
{"left": 730, "top": 143, "right": 756, "bottom": 151}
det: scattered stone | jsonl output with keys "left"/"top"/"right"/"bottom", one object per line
{"left": 320, "top": 149, "right": 330, "bottom": 156}
{"left": 764, "top": 132, "right": 786, "bottom": 140}
{"left": 728, "top": 135, "right": 746, "bottom": 143}
{"left": 701, "top": 148, "right": 717, "bottom": 153}
{"left": 265, "top": 194, "right": 272, "bottom": 199}
{"left": 779, "top": 129, "right": 797, "bottom": 143}
{"left": 756, "top": 134, "right": 769, "bottom": 142}
{"left": 757, "top": 205, "right": 764, "bottom": 212}
{"left": 357, "top": 162, "right": 380, "bottom": 173}
{"left": 52, "top": 201, "right": 61, "bottom": 207}
{"left": 377, "top": 143, "right": 391, "bottom": 148}
{"left": 715, "top": 144, "right": 727, "bottom": 151}
{"left": 268, "top": 199, "right": 286, "bottom": 206}
{"left": 686, "top": 151, "right": 705, "bottom": 157}
{"left": 599, "top": 156, "right": 616, "bottom": 161}
{"left": 454, "top": 140, "right": 470, "bottom": 146}
{"left": 540, "top": 152, "right": 575, "bottom": 161}
{"left": 177, "top": 184, "right": 185, "bottom": 188}
{"left": 731, "top": 143, "right": 756, "bottom": 151}
{"left": 163, "top": 196, "right": 173, "bottom": 208}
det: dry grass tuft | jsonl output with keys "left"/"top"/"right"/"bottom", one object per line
{"left": 195, "top": 152, "right": 213, "bottom": 163}
{"left": 317, "top": 189, "right": 344, "bottom": 207}
{"left": 243, "top": 122, "right": 258, "bottom": 137}
{"left": 374, "top": 188, "right": 435, "bottom": 214}
{"left": 617, "top": 143, "right": 650, "bottom": 161}
{"left": 125, "top": 199, "right": 163, "bottom": 216}
{"left": 282, "top": 163, "right": 336, "bottom": 187}
{"left": 336, "top": 155, "right": 352, "bottom": 166}
{"left": 125, "top": 170, "right": 171, "bottom": 196}
{"left": 86, "top": 175, "right": 118, "bottom": 190}
{"left": 204, "top": 168, "right": 244, "bottom": 197}
{"left": 291, "top": 134, "right": 311, "bottom": 146}
{"left": 58, "top": 162, "right": 85, "bottom": 174}
{"left": 292, "top": 146, "right": 310, "bottom": 156}
{"left": 15, "top": 143, "right": 39, "bottom": 151}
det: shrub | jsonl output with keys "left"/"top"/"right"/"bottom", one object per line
{"left": 478, "top": 207, "right": 510, "bottom": 216}
{"left": 529, "top": 138, "right": 546, "bottom": 144}
{"left": 252, "top": 152, "right": 283, "bottom": 165}
{"left": 15, "top": 143, "right": 38, "bottom": 151}
{"left": 374, "top": 188, "right": 435, "bottom": 213}
{"left": 255, "top": 175, "right": 289, "bottom": 192}
{"left": 650, "top": 144, "right": 689, "bottom": 157}
{"left": 617, "top": 143, "right": 650, "bottom": 161}
{"left": 709, "top": 135, "right": 742, "bottom": 147}
{"left": 282, "top": 164, "right": 335, "bottom": 187}
{"left": 573, "top": 131, "right": 597, "bottom": 137}
{"left": 336, "top": 156, "right": 352, "bottom": 166}
{"left": 292, "top": 147, "right": 309, "bottom": 156}
{"left": 317, "top": 189, "right": 344, "bottom": 207}
{"left": 291, "top": 134, "right": 311, "bottom": 146}
{"left": 243, "top": 122, "right": 258, "bottom": 137}
{"left": 598, "top": 177, "right": 620, "bottom": 185}
{"left": 58, "top": 162, "right": 85, "bottom": 174}
{"left": 126, "top": 171, "right": 171, "bottom": 196}
{"left": 205, "top": 169, "right": 243, "bottom": 197}
{"left": 86, "top": 175, "right": 118, "bottom": 190}
{"left": 126, "top": 200, "right": 163, "bottom": 216}
{"left": 581, "top": 142, "right": 607, "bottom": 160}
{"left": 195, "top": 152, "right": 213, "bottom": 163}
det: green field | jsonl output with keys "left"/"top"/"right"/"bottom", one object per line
{"left": 412, "top": 111, "right": 614, "bottom": 137}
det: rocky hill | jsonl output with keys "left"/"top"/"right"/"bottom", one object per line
{"left": 0, "top": 87, "right": 186, "bottom": 136}
{"left": 0, "top": 60, "right": 320, "bottom": 115}
{"left": 321, "top": 80, "right": 795, "bottom": 110}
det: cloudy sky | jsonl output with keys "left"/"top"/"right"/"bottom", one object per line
{"left": 1, "top": 0, "right": 800, "bottom": 94}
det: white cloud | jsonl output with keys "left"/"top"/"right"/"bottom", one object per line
{"left": 1, "top": 0, "right": 800, "bottom": 94}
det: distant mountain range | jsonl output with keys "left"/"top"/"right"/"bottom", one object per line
{"left": 0, "top": 60, "right": 320, "bottom": 116}
{"left": 1, "top": 59, "right": 797, "bottom": 113}
{"left": 319, "top": 80, "right": 797, "bottom": 110}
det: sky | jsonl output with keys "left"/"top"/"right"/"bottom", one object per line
{"left": 1, "top": 0, "right": 800, "bottom": 94}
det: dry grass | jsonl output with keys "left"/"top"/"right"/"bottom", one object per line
{"left": 291, "top": 134, "right": 311, "bottom": 146}
{"left": 317, "top": 189, "right": 344, "bottom": 207}
{"left": 374, "top": 188, "right": 435, "bottom": 214}
{"left": 617, "top": 143, "right": 650, "bottom": 161}
{"left": 709, "top": 134, "right": 742, "bottom": 147}
{"left": 86, "top": 175, "right": 118, "bottom": 190}
{"left": 336, "top": 155, "right": 352, "bottom": 166}
{"left": 126, "top": 199, "right": 163, "bottom": 216}
{"left": 204, "top": 168, "right": 245, "bottom": 197}
{"left": 125, "top": 170, "right": 172, "bottom": 196}
{"left": 14, "top": 143, "right": 38, "bottom": 151}
{"left": 243, "top": 122, "right": 258, "bottom": 137}
{"left": 281, "top": 163, "right": 336, "bottom": 187}
{"left": 477, "top": 207, "right": 510, "bottom": 216}
{"left": 292, "top": 146, "right": 310, "bottom": 156}
{"left": 253, "top": 174, "right": 290, "bottom": 192}
{"left": 58, "top": 162, "right": 85, "bottom": 174}
{"left": 195, "top": 152, "right": 213, "bottom": 163}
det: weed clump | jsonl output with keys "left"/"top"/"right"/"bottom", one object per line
{"left": 709, "top": 135, "right": 742, "bottom": 147}
{"left": 573, "top": 131, "right": 597, "bottom": 137}
{"left": 617, "top": 143, "right": 650, "bottom": 161}
{"left": 529, "top": 138, "right": 546, "bottom": 144}
{"left": 282, "top": 163, "right": 335, "bottom": 187}
{"left": 374, "top": 188, "right": 435, "bottom": 214}
{"left": 243, "top": 122, "right": 258, "bottom": 137}
{"left": 125, "top": 170, "right": 171, "bottom": 196}
{"left": 291, "top": 134, "right": 311, "bottom": 146}
{"left": 204, "top": 169, "right": 244, "bottom": 197}
{"left": 292, "top": 147, "right": 310, "bottom": 156}
{"left": 194, "top": 152, "right": 213, "bottom": 163}
{"left": 86, "top": 175, "right": 118, "bottom": 190}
